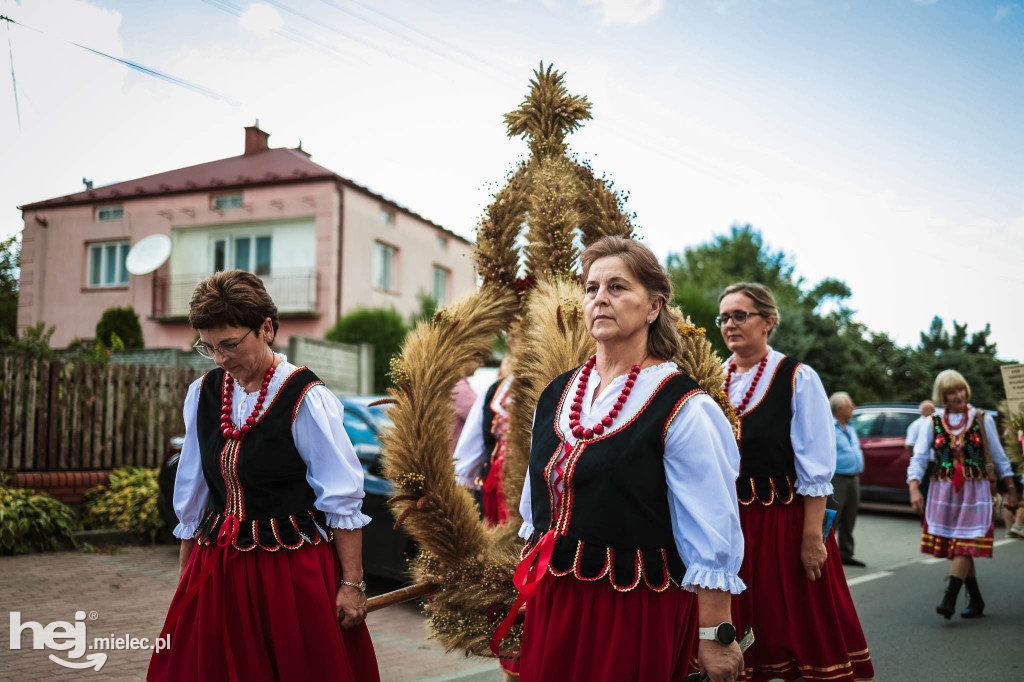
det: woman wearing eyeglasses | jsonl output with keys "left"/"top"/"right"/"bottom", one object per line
{"left": 716, "top": 283, "right": 872, "bottom": 682}
{"left": 148, "top": 270, "right": 379, "bottom": 682}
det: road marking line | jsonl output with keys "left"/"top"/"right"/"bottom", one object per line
{"left": 993, "top": 538, "right": 1017, "bottom": 548}
{"left": 847, "top": 571, "right": 893, "bottom": 587}
{"left": 920, "top": 558, "right": 945, "bottom": 565}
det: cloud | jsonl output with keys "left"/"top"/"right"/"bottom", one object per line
{"left": 579, "top": 0, "right": 666, "bottom": 25}
{"left": 239, "top": 2, "right": 285, "bottom": 36}
{"left": 995, "top": 3, "right": 1020, "bottom": 21}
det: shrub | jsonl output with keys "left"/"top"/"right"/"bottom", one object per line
{"left": 326, "top": 307, "right": 407, "bottom": 393}
{"left": 84, "top": 467, "right": 167, "bottom": 543}
{"left": 96, "top": 306, "right": 144, "bottom": 349}
{"left": 0, "top": 474, "right": 80, "bottom": 555}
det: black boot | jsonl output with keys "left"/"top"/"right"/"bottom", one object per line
{"left": 936, "top": 576, "right": 963, "bottom": 619}
{"left": 961, "top": 577, "right": 985, "bottom": 618}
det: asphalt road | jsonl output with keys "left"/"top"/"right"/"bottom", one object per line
{"left": 843, "top": 509, "right": 1024, "bottom": 680}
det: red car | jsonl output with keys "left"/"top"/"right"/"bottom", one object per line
{"left": 850, "top": 403, "right": 921, "bottom": 505}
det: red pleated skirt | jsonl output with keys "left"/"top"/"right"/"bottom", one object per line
{"left": 518, "top": 574, "right": 698, "bottom": 681}
{"left": 732, "top": 502, "right": 873, "bottom": 682}
{"left": 147, "top": 541, "right": 379, "bottom": 682}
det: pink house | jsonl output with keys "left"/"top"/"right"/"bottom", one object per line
{"left": 17, "top": 126, "right": 476, "bottom": 349}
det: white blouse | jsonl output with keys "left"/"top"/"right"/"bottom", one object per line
{"left": 172, "top": 355, "right": 371, "bottom": 539}
{"left": 906, "top": 406, "right": 1013, "bottom": 483}
{"left": 453, "top": 375, "right": 514, "bottom": 489}
{"left": 518, "top": 361, "right": 746, "bottom": 595}
{"left": 724, "top": 347, "right": 835, "bottom": 498}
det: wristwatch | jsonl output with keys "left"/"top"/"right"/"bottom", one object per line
{"left": 340, "top": 579, "right": 367, "bottom": 593}
{"left": 697, "top": 622, "right": 737, "bottom": 646}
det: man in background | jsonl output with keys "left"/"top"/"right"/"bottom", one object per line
{"left": 831, "top": 392, "right": 865, "bottom": 567}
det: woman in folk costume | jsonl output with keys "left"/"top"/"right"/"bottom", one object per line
{"left": 907, "top": 369, "right": 1017, "bottom": 619}
{"left": 453, "top": 324, "right": 522, "bottom": 527}
{"left": 717, "top": 282, "right": 873, "bottom": 682}
{"left": 502, "top": 237, "right": 746, "bottom": 682}
{"left": 148, "top": 270, "right": 379, "bottom": 682}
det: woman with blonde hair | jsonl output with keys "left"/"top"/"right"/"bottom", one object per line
{"left": 907, "top": 369, "right": 1018, "bottom": 618}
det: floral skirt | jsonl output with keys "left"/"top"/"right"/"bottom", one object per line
{"left": 148, "top": 541, "right": 379, "bottom": 682}
{"left": 518, "top": 574, "right": 698, "bottom": 681}
{"left": 732, "top": 502, "right": 873, "bottom": 682}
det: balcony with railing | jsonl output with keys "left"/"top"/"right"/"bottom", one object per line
{"left": 153, "top": 268, "right": 318, "bottom": 319}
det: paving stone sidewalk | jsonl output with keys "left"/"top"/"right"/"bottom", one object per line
{"left": 0, "top": 545, "right": 499, "bottom": 681}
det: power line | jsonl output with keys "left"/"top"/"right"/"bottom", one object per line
{"left": 0, "top": 13, "right": 238, "bottom": 108}
{"left": 2, "top": 13, "right": 20, "bottom": 130}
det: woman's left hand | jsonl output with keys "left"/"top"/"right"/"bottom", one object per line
{"left": 336, "top": 584, "right": 368, "bottom": 628}
{"left": 801, "top": 533, "right": 827, "bottom": 581}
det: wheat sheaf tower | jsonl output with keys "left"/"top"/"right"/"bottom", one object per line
{"left": 378, "top": 63, "right": 732, "bottom": 658}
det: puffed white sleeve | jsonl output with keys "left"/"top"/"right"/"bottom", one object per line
{"left": 518, "top": 410, "right": 538, "bottom": 540}
{"left": 173, "top": 378, "right": 211, "bottom": 539}
{"left": 790, "top": 364, "right": 835, "bottom": 497}
{"left": 292, "top": 385, "right": 372, "bottom": 530}
{"left": 664, "top": 393, "right": 746, "bottom": 594}
{"left": 984, "top": 414, "right": 1014, "bottom": 479}
{"left": 906, "top": 418, "right": 935, "bottom": 483}
{"left": 453, "top": 390, "right": 488, "bottom": 489}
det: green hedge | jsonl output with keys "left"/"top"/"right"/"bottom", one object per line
{"left": 0, "top": 474, "right": 80, "bottom": 555}
{"left": 85, "top": 467, "right": 168, "bottom": 543}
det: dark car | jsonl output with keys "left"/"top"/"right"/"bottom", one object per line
{"left": 157, "top": 396, "right": 414, "bottom": 582}
{"left": 850, "top": 403, "right": 921, "bottom": 504}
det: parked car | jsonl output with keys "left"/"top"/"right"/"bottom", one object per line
{"left": 157, "top": 396, "right": 414, "bottom": 582}
{"left": 851, "top": 403, "right": 921, "bottom": 505}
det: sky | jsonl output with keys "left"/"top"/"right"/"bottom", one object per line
{"left": 1, "top": 0, "right": 1022, "bottom": 363}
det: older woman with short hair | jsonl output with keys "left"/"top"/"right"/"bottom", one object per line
{"left": 908, "top": 369, "right": 1017, "bottom": 619}
{"left": 717, "top": 282, "right": 873, "bottom": 682}
{"left": 149, "top": 270, "right": 379, "bottom": 681}
{"left": 507, "top": 236, "right": 746, "bottom": 682}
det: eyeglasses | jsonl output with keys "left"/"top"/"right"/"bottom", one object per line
{"left": 193, "top": 328, "right": 255, "bottom": 359}
{"left": 715, "top": 311, "right": 763, "bottom": 327}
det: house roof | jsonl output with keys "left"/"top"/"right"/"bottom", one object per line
{"left": 19, "top": 146, "right": 472, "bottom": 246}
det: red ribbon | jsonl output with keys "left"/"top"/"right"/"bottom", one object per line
{"left": 951, "top": 462, "right": 965, "bottom": 493}
{"left": 489, "top": 529, "right": 555, "bottom": 655}
{"left": 217, "top": 513, "right": 240, "bottom": 547}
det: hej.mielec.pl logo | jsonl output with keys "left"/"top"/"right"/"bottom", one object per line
{"left": 9, "top": 610, "right": 170, "bottom": 671}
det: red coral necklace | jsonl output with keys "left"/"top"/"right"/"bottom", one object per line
{"left": 724, "top": 355, "right": 769, "bottom": 414}
{"left": 220, "top": 364, "right": 276, "bottom": 441}
{"left": 569, "top": 355, "right": 642, "bottom": 439}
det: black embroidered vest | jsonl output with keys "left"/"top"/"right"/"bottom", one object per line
{"left": 194, "top": 366, "right": 330, "bottom": 551}
{"left": 528, "top": 367, "right": 704, "bottom": 591}
{"left": 929, "top": 413, "right": 987, "bottom": 482}
{"left": 736, "top": 355, "right": 801, "bottom": 505}
{"left": 479, "top": 380, "right": 501, "bottom": 481}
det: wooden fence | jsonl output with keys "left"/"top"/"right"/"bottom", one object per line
{"left": 0, "top": 356, "right": 202, "bottom": 472}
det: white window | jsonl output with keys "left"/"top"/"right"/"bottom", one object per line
{"left": 373, "top": 242, "right": 396, "bottom": 291}
{"left": 432, "top": 265, "right": 449, "bottom": 304}
{"left": 436, "top": 236, "right": 447, "bottom": 250}
{"left": 88, "top": 240, "right": 130, "bottom": 287}
{"left": 379, "top": 208, "right": 395, "bottom": 226}
{"left": 96, "top": 205, "right": 124, "bottom": 221}
{"left": 213, "top": 193, "right": 243, "bottom": 210}
{"left": 212, "top": 235, "right": 272, "bottom": 275}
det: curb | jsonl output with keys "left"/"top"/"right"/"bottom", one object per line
{"left": 72, "top": 528, "right": 144, "bottom": 546}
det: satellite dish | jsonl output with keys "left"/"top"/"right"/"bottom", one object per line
{"left": 125, "top": 234, "right": 172, "bottom": 276}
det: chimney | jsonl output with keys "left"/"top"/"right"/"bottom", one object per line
{"left": 244, "top": 124, "right": 270, "bottom": 155}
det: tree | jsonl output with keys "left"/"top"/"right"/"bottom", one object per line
{"left": 326, "top": 308, "right": 407, "bottom": 393}
{"left": 96, "top": 306, "right": 144, "bottom": 349}
{"left": 0, "top": 234, "right": 20, "bottom": 338}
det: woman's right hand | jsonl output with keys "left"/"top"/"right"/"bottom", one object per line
{"left": 177, "top": 539, "right": 196, "bottom": 581}
{"left": 336, "top": 585, "right": 368, "bottom": 628}
{"left": 909, "top": 481, "right": 924, "bottom": 515}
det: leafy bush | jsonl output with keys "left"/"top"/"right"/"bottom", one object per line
{"left": 0, "top": 475, "right": 80, "bottom": 555}
{"left": 326, "top": 307, "right": 407, "bottom": 393}
{"left": 0, "top": 321, "right": 57, "bottom": 360}
{"left": 84, "top": 467, "right": 167, "bottom": 543}
{"left": 95, "top": 306, "right": 144, "bottom": 349}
